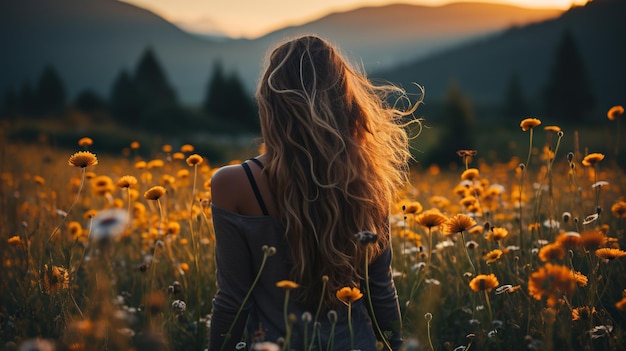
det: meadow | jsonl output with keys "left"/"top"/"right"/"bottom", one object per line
{"left": 1, "top": 111, "right": 626, "bottom": 351}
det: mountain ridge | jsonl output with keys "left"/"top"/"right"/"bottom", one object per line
{"left": 0, "top": 0, "right": 563, "bottom": 104}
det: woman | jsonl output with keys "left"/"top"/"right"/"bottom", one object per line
{"left": 209, "top": 35, "right": 421, "bottom": 350}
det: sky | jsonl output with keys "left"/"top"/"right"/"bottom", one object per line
{"left": 120, "top": 0, "right": 588, "bottom": 39}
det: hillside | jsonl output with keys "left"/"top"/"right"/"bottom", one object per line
{"left": 375, "top": 0, "right": 626, "bottom": 112}
{"left": 0, "top": 0, "right": 562, "bottom": 104}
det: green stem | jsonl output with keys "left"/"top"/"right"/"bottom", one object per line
{"left": 461, "top": 231, "right": 476, "bottom": 274}
{"left": 364, "top": 250, "right": 393, "bottom": 351}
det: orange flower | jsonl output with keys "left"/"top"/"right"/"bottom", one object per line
{"left": 484, "top": 249, "right": 503, "bottom": 264}
{"left": 78, "top": 137, "right": 93, "bottom": 147}
{"left": 180, "top": 144, "right": 195, "bottom": 153}
{"left": 611, "top": 200, "right": 626, "bottom": 219}
{"left": 580, "top": 229, "right": 607, "bottom": 251}
{"left": 544, "top": 125, "right": 561, "bottom": 133}
{"left": 144, "top": 186, "right": 166, "bottom": 200}
{"left": 607, "top": 105, "right": 624, "bottom": 121}
{"left": 43, "top": 265, "right": 70, "bottom": 294}
{"left": 581, "top": 153, "right": 605, "bottom": 167}
{"left": 404, "top": 201, "right": 423, "bottom": 214}
{"left": 443, "top": 214, "right": 476, "bottom": 234}
{"left": 616, "top": 297, "right": 626, "bottom": 311}
{"left": 573, "top": 271, "right": 588, "bottom": 287}
{"left": 485, "top": 227, "right": 508, "bottom": 241}
{"left": 415, "top": 208, "right": 448, "bottom": 228}
{"left": 469, "top": 274, "right": 499, "bottom": 292}
{"left": 520, "top": 118, "right": 541, "bottom": 131}
{"left": 117, "top": 175, "right": 138, "bottom": 189}
{"left": 572, "top": 306, "right": 595, "bottom": 321}
{"left": 336, "top": 287, "right": 363, "bottom": 304}
{"left": 461, "top": 168, "right": 479, "bottom": 181}
{"left": 276, "top": 280, "right": 300, "bottom": 289}
{"left": 595, "top": 248, "right": 626, "bottom": 260}
{"left": 538, "top": 243, "right": 566, "bottom": 262}
{"left": 528, "top": 263, "right": 576, "bottom": 306}
{"left": 186, "top": 154, "right": 204, "bottom": 166}
{"left": 68, "top": 151, "right": 98, "bottom": 168}
{"left": 555, "top": 231, "right": 581, "bottom": 249}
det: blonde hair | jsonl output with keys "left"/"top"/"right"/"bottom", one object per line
{"left": 256, "top": 35, "right": 421, "bottom": 307}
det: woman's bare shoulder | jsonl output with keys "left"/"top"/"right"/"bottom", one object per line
{"left": 210, "top": 164, "right": 246, "bottom": 212}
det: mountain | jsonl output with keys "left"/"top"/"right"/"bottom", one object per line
{"left": 0, "top": 0, "right": 562, "bottom": 104}
{"left": 374, "top": 0, "right": 626, "bottom": 111}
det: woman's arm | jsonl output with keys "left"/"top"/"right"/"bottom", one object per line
{"left": 208, "top": 167, "right": 254, "bottom": 350}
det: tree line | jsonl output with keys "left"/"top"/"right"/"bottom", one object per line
{"left": 1, "top": 47, "right": 259, "bottom": 135}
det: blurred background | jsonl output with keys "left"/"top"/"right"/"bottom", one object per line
{"left": 1, "top": 0, "right": 624, "bottom": 166}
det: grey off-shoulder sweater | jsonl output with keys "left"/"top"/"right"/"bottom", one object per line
{"left": 208, "top": 204, "right": 403, "bottom": 351}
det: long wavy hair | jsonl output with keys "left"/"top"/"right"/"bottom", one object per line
{"left": 256, "top": 35, "right": 421, "bottom": 308}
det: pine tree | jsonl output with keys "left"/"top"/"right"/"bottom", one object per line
{"left": 542, "top": 29, "right": 595, "bottom": 123}
{"left": 502, "top": 73, "right": 529, "bottom": 120}
{"left": 427, "top": 80, "right": 475, "bottom": 166}
{"left": 134, "top": 47, "right": 177, "bottom": 106}
{"left": 203, "top": 61, "right": 258, "bottom": 132}
{"left": 34, "top": 64, "right": 66, "bottom": 115}
{"left": 109, "top": 69, "right": 141, "bottom": 126}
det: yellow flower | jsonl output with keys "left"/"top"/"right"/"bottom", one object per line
{"left": 485, "top": 227, "right": 508, "bottom": 241}
{"left": 68, "top": 221, "right": 83, "bottom": 238}
{"left": 573, "top": 271, "right": 588, "bottom": 287}
{"left": 144, "top": 186, "right": 166, "bottom": 200}
{"left": 469, "top": 274, "right": 499, "bottom": 292}
{"left": 117, "top": 175, "right": 138, "bottom": 189}
{"left": 595, "top": 248, "right": 626, "bottom": 260}
{"left": 186, "top": 154, "right": 204, "bottom": 166}
{"left": 134, "top": 161, "right": 147, "bottom": 169}
{"left": 607, "top": 105, "right": 624, "bottom": 121}
{"left": 580, "top": 229, "right": 607, "bottom": 251}
{"left": 147, "top": 159, "right": 165, "bottom": 169}
{"left": 172, "top": 152, "right": 186, "bottom": 160}
{"left": 166, "top": 221, "right": 181, "bottom": 236}
{"left": 43, "top": 265, "right": 70, "bottom": 294}
{"left": 91, "top": 175, "right": 115, "bottom": 196}
{"left": 611, "top": 200, "right": 626, "bottom": 219}
{"left": 616, "top": 297, "right": 626, "bottom": 311}
{"left": 538, "top": 243, "right": 566, "bottom": 262}
{"left": 8, "top": 235, "right": 22, "bottom": 246}
{"left": 543, "top": 125, "right": 561, "bottom": 133}
{"left": 460, "top": 168, "right": 479, "bottom": 181}
{"left": 162, "top": 144, "right": 173, "bottom": 153}
{"left": 181, "top": 144, "right": 195, "bottom": 153}
{"left": 276, "top": 280, "right": 300, "bottom": 290}
{"left": 581, "top": 153, "right": 605, "bottom": 167}
{"left": 415, "top": 208, "right": 448, "bottom": 228}
{"left": 520, "top": 118, "right": 541, "bottom": 131}
{"left": 336, "top": 287, "right": 363, "bottom": 304}
{"left": 572, "top": 306, "right": 595, "bottom": 321}
{"left": 443, "top": 214, "right": 476, "bottom": 234}
{"left": 33, "top": 175, "right": 45, "bottom": 185}
{"left": 403, "top": 201, "right": 422, "bottom": 214}
{"left": 528, "top": 263, "right": 576, "bottom": 306}
{"left": 484, "top": 249, "right": 503, "bottom": 264}
{"left": 555, "top": 231, "right": 581, "bottom": 249}
{"left": 68, "top": 151, "right": 98, "bottom": 168}
{"left": 130, "top": 141, "right": 140, "bottom": 150}
{"left": 78, "top": 137, "right": 93, "bottom": 147}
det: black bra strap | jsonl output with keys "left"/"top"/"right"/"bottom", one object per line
{"left": 248, "top": 158, "right": 264, "bottom": 169}
{"left": 241, "top": 162, "right": 270, "bottom": 216}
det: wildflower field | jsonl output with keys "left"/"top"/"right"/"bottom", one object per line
{"left": 1, "top": 112, "right": 626, "bottom": 351}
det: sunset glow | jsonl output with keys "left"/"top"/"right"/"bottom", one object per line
{"left": 121, "top": 0, "right": 588, "bottom": 38}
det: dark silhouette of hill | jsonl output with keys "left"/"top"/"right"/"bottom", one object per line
{"left": 374, "top": 0, "right": 626, "bottom": 113}
{"left": 0, "top": 0, "right": 562, "bottom": 104}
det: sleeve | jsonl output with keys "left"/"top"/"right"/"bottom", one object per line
{"left": 365, "top": 244, "right": 403, "bottom": 350}
{"left": 208, "top": 206, "right": 254, "bottom": 351}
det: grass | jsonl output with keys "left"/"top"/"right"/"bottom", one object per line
{"left": 1, "top": 115, "right": 625, "bottom": 351}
